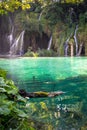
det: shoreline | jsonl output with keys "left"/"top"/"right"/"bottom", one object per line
{"left": 0, "top": 54, "right": 86, "bottom": 59}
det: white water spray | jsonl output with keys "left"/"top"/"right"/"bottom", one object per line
{"left": 8, "top": 26, "right": 14, "bottom": 46}
{"left": 74, "top": 25, "right": 78, "bottom": 55}
{"left": 9, "top": 31, "right": 25, "bottom": 56}
{"left": 47, "top": 35, "right": 52, "bottom": 50}
{"left": 8, "top": 17, "right": 14, "bottom": 47}
{"left": 64, "top": 33, "right": 72, "bottom": 56}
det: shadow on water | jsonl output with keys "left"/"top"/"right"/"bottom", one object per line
{"left": 13, "top": 74, "right": 56, "bottom": 92}
{"left": 14, "top": 74, "right": 87, "bottom": 130}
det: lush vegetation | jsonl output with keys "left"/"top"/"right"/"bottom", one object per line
{"left": 0, "top": 0, "right": 85, "bottom": 15}
{"left": 0, "top": 0, "right": 87, "bottom": 56}
{"left": 20, "top": 0, "right": 87, "bottom": 56}
{"left": 0, "top": 68, "right": 35, "bottom": 130}
{"left": 0, "top": 1, "right": 87, "bottom": 129}
{"left": 0, "top": 69, "right": 60, "bottom": 130}
{"left": 24, "top": 48, "right": 58, "bottom": 57}
{"left": 0, "top": 69, "right": 57, "bottom": 130}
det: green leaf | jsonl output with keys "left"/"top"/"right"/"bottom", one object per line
{"left": 13, "top": 107, "right": 27, "bottom": 118}
{"left": 0, "top": 105, "right": 11, "bottom": 115}
{"left": 28, "top": 126, "right": 35, "bottom": 130}
{"left": 17, "top": 95, "right": 27, "bottom": 102}
{"left": 0, "top": 88, "right": 6, "bottom": 92}
{"left": 0, "top": 77, "right": 6, "bottom": 86}
{"left": 6, "top": 80, "right": 15, "bottom": 86}
{"left": 6, "top": 88, "right": 18, "bottom": 95}
{"left": 18, "top": 112, "right": 27, "bottom": 118}
{"left": 0, "top": 94, "right": 8, "bottom": 100}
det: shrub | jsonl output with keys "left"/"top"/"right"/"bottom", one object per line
{"left": 0, "top": 69, "right": 35, "bottom": 130}
{"left": 24, "top": 48, "right": 58, "bottom": 57}
{"left": 37, "top": 49, "right": 58, "bottom": 57}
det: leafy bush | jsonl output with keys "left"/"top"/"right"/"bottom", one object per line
{"left": 24, "top": 51, "right": 35, "bottom": 57}
{"left": 24, "top": 51, "right": 38, "bottom": 57}
{"left": 0, "top": 69, "right": 35, "bottom": 130}
{"left": 0, "top": 69, "right": 56, "bottom": 130}
{"left": 37, "top": 49, "right": 58, "bottom": 57}
{"left": 24, "top": 48, "right": 58, "bottom": 57}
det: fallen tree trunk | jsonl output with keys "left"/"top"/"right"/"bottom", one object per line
{"left": 19, "top": 89, "right": 65, "bottom": 98}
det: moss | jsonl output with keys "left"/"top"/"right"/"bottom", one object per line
{"left": 34, "top": 91, "right": 49, "bottom": 97}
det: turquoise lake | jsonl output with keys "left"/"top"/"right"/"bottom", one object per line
{"left": 0, "top": 57, "right": 87, "bottom": 129}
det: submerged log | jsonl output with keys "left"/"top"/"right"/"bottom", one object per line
{"left": 19, "top": 89, "right": 65, "bottom": 98}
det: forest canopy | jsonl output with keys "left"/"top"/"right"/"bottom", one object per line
{"left": 0, "top": 0, "right": 85, "bottom": 14}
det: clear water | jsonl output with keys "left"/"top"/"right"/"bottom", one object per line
{"left": 0, "top": 57, "right": 87, "bottom": 130}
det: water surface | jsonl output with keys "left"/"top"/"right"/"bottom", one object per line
{"left": 0, "top": 57, "right": 87, "bottom": 129}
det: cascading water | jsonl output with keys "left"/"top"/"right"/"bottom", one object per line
{"left": 64, "top": 33, "right": 72, "bottom": 56}
{"left": 47, "top": 35, "right": 52, "bottom": 50}
{"left": 9, "top": 30, "right": 25, "bottom": 56}
{"left": 77, "top": 42, "right": 83, "bottom": 56}
{"left": 7, "top": 16, "right": 25, "bottom": 56}
{"left": 8, "top": 26, "right": 14, "bottom": 47}
{"left": 19, "top": 31, "right": 25, "bottom": 56}
{"left": 74, "top": 25, "right": 78, "bottom": 55}
{"left": 64, "top": 38, "right": 69, "bottom": 56}
{"left": 7, "top": 17, "right": 14, "bottom": 52}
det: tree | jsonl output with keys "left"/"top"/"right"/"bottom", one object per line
{"left": 0, "top": 0, "right": 85, "bottom": 15}
{"left": 0, "top": 0, "right": 31, "bottom": 14}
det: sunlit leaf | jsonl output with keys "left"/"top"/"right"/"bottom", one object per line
{"left": 0, "top": 88, "right": 6, "bottom": 92}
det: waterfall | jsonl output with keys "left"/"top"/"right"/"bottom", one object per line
{"left": 74, "top": 25, "right": 78, "bottom": 55}
{"left": 8, "top": 26, "right": 14, "bottom": 47}
{"left": 77, "top": 42, "right": 83, "bottom": 56}
{"left": 64, "top": 38, "right": 69, "bottom": 56}
{"left": 7, "top": 17, "right": 14, "bottom": 47}
{"left": 9, "top": 31, "right": 25, "bottom": 56}
{"left": 7, "top": 17, "right": 25, "bottom": 56}
{"left": 64, "top": 33, "right": 72, "bottom": 56}
{"left": 47, "top": 35, "right": 52, "bottom": 50}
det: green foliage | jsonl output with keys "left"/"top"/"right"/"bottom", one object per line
{"left": 0, "top": 69, "right": 51, "bottom": 130}
{"left": 0, "top": 0, "right": 31, "bottom": 15}
{"left": 0, "top": 69, "right": 32, "bottom": 130}
{"left": 0, "top": 68, "right": 7, "bottom": 79}
{"left": 24, "top": 48, "right": 58, "bottom": 57}
{"left": 37, "top": 49, "right": 58, "bottom": 57}
{"left": 0, "top": 0, "right": 85, "bottom": 15}
{"left": 78, "top": 12, "right": 87, "bottom": 46}
{"left": 79, "top": 12, "right": 87, "bottom": 25}
{"left": 63, "top": 0, "right": 84, "bottom": 3}
{"left": 20, "top": 12, "right": 43, "bottom": 36}
{"left": 24, "top": 51, "right": 36, "bottom": 57}
{"left": 0, "top": 0, "right": 87, "bottom": 56}
{"left": 23, "top": 18, "right": 42, "bottom": 33}
{"left": 43, "top": 4, "right": 65, "bottom": 28}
